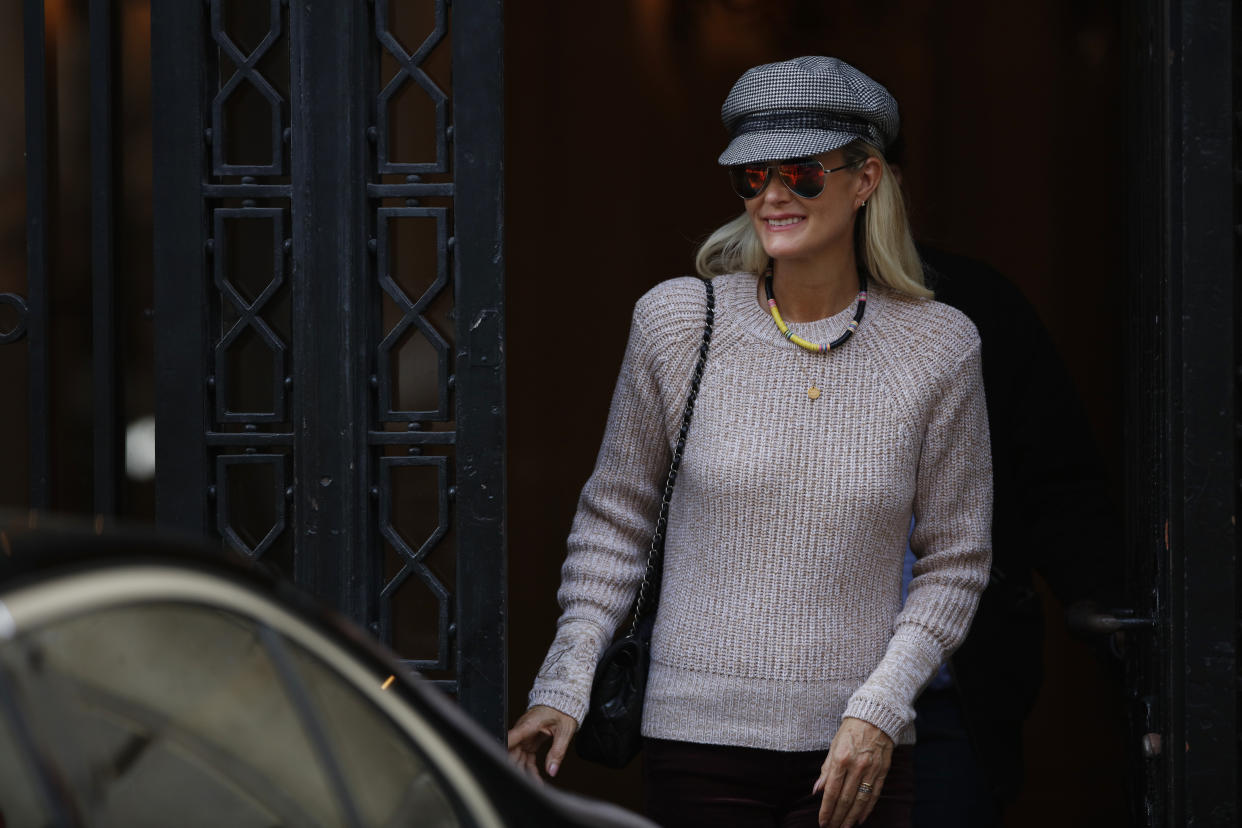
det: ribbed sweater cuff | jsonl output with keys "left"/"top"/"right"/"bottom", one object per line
{"left": 527, "top": 618, "right": 610, "bottom": 726}
{"left": 841, "top": 696, "right": 909, "bottom": 744}
{"left": 527, "top": 690, "right": 589, "bottom": 726}
{"left": 842, "top": 625, "right": 945, "bottom": 742}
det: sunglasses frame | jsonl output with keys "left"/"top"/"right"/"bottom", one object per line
{"left": 729, "top": 157, "right": 862, "bottom": 200}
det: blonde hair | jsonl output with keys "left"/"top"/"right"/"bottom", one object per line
{"left": 693, "top": 141, "right": 931, "bottom": 299}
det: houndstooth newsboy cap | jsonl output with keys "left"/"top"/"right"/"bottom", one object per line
{"left": 718, "top": 56, "right": 899, "bottom": 166}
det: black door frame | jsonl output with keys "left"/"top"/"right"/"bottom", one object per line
{"left": 1125, "top": 0, "right": 1236, "bottom": 823}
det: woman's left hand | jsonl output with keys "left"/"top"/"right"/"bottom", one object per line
{"left": 813, "top": 716, "right": 894, "bottom": 828}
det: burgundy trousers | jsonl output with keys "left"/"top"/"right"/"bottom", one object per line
{"left": 643, "top": 739, "right": 914, "bottom": 828}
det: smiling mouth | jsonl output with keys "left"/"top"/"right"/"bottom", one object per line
{"left": 766, "top": 217, "right": 804, "bottom": 228}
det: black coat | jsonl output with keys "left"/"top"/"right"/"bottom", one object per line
{"left": 918, "top": 245, "right": 1119, "bottom": 802}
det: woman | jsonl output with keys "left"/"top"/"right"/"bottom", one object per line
{"left": 508, "top": 56, "right": 992, "bottom": 828}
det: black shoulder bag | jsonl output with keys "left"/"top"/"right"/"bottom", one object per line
{"left": 575, "top": 278, "right": 715, "bottom": 769}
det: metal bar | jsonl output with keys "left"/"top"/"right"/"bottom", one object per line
{"left": 152, "top": 0, "right": 211, "bottom": 533}
{"left": 90, "top": 0, "right": 119, "bottom": 515}
{"left": 365, "top": 183, "right": 455, "bottom": 198}
{"left": 202, "top": 184, "right": 293, "bottom": 199}
{"left": 366, "top": 430, "right": 456, "bottom": 445}
{"left": 1122, "top": 4, "right": 1172, "bottom": 822}
{"left": 420, "top": 678, "right": 458, "bottom": 695}
{"left": 451, "top": 0, "right": 506, "bottom": 739}
{"left": 1167, "top": 0, "right": 1236, "bottom": 823}
{"left": 288, "top": 0, "right": 375, "bottom": 624}
{"left": 22, "top": 0, "right": 51, "bottom": 509}
{"left": 205, "top": 431, "right": 295, "bottom": 447}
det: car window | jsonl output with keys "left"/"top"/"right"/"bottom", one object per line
{"left": 0, "top": 601, "right": 459, "bottom": 827}
{"left": 281, "top": 638, "right": 460, "bottom": 826}
{"left": 0, "top": 683, "right": 53, "bottom": 826}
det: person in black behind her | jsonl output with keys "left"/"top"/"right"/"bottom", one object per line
{"left": 888, "top": 140, "right": 1122, "bottom": 827}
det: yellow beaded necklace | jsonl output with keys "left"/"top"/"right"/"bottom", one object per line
{"left": 763, "top": 264, "right": 868, "bottom": 355}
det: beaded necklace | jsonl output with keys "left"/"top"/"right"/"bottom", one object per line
{"left": 763, "top": 265, "right": 868, "bottom": 355}
{"left": 763, "top": 265, "right": 868, "bottom": 400}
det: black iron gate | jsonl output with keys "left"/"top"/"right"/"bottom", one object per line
{"left": 150, "top": 0, "right": 506, "bottom": 734}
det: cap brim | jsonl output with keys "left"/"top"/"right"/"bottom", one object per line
{"left": 717, "top": 129, "right": 859, "bottom": 166}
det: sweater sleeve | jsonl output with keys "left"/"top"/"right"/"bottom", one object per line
{"left": 527, "top": 302, "right": 674, "bottom": 723}
{"left": 842, "top": 339, "right": 993, "bottom": 741}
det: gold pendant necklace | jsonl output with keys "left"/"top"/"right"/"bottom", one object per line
{"left": 791, "top": 353, "right": 822, "bottom": 401}
{"left": 755, "top": 276, "right": 829, "bottom": 400}
{"left": 759, "top": 280, "right": 823, "bottom": 400}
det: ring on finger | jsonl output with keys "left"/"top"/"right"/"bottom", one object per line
{"left": 857, "top": 781, "right": 875, "bottom": 797}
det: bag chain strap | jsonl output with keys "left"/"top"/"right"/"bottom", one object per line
{"left": 628, "top": 279, "right": 715, "bottom": 638}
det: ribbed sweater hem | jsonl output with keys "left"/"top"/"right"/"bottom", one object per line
{"left": 640, "top": 658, "right": 917, "bottom": 751}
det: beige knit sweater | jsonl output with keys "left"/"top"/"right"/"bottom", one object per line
{"left": 529, "top": 272, "right": 992, "bottom": 750}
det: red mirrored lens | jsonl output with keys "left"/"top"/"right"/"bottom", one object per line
{"left": 730, "top": 165, "right": 770, "bottom": 198}
{"left": 777, "top": 162, "right": 826, "bottom": 197}
{"left": 730, "top": 161, "right": 827, "bottom": 198}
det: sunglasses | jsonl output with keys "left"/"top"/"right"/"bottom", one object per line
{"left": 728, "top": 158, "right": 861, "bottom": 200}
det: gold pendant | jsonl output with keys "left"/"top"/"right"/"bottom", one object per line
{"left": 808, "top": 386, "right": 821, "bottom": 400}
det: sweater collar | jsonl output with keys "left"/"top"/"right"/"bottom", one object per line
{"left": 718, "top": 271, "right": 887, "bottom": 352}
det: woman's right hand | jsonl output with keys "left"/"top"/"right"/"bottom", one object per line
{"left": 506, "top": 704, "right": 578, "bottom": 781}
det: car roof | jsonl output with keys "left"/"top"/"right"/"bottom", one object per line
{"left": 0, "top": 511, "right": 655, "bottom": 828}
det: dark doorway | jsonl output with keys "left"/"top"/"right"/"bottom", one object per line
{"left": 504, "top": 2, "right": 1232, "bottom": 825}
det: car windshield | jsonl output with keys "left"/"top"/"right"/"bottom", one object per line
{"left": 0, "top": 600, "right": 462, "bottom": 827}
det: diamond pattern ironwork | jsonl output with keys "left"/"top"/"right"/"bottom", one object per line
{"left": 375, "top": 0, "right": 449, "bottom": 174}
{"left": 376, "top": 207, "right": 451, "bottom": 421}
{"left": 212, "top": 208, "right": 288, "bottom": 422}
{"left": 210, "top": 0, "right": 285, "bottom": 175}
{"left": 378, "top": 455, "right": 451, "bottom": 670}
{"left": 216, "top": 453, "right": 287, "bottom": 559}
